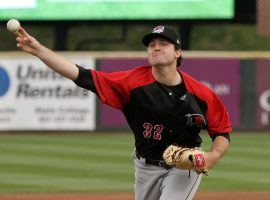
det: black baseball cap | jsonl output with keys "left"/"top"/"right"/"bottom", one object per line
{"left": 142, "top": 25, "right": 181, "bottom": 49}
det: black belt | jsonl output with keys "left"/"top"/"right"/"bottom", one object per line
{"left": 135, "top": 152, "right": 172, "bottom": 170}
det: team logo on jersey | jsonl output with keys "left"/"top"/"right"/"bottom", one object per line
{"left": 153, "top": 26, "right": 164, "bottom": 33}
{"left": 185, "top": 114, "right": 206, "bottom": 128}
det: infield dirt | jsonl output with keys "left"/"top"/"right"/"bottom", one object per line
{"left": 0, "top": 191, "right": 269, "bottom": 200}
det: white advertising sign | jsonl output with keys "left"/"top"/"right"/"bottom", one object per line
{"left": 259, "top": 89, "right": 270, "bottom": 126}
{"left": 0, "top": 55, "right": 96, "bottom": 131}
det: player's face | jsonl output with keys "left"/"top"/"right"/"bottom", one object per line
{"left": 147, "top": 38, "right": 181, "bottom": 68}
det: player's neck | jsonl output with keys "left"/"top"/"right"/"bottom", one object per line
{"left": 152, "top": 65, "right": 182, "bottom": 86}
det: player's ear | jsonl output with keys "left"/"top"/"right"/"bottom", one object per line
{"left": 174, "top": 46, "right": 183, "bottom": 67}
{"left": 174, "top": 44, "right": 181, "bottom": 57}
{"left": 175, "top": 48, "right": 182, "bottom": 59}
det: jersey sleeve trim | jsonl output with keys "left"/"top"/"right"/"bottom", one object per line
{"left": 208, "top": 126, "right": 232, "bottom": 137}
{"left": 73, "top": 65, "right": 97, "bottom": 93}
{"left": 211, "top": 132, "right": 231, "bottom": 142}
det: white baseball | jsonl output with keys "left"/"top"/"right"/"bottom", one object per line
{"left": 7, "top": 19, "right": 21, "bottom": 33}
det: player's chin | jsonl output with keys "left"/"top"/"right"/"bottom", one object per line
{"left": 151, "top": 61, "right": 168, "bottom": 68}
{"left": 149, "top": 59, "right": 166, "bottom": 67}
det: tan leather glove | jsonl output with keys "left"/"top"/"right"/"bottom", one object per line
{"left": 162, "top": 145, "right": 209, "bottom": 175}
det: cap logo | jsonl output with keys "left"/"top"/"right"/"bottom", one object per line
{"left": 153, "top": 26, "right": 164, "bottom": 33}
{"left": 177, "top": 39, "right": 180, "bottom": 44}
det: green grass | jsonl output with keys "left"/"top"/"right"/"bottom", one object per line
{"left": 199, "top": 132, "right": 270, "bottom": 191}
{"left": 0, "top": 133, "right": 134, "bottom": 193}
{"left": 0, "top": 132, "right": 269, "bottom": 193}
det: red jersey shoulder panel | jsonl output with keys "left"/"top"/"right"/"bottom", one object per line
{"left": 90, "top": 66, "right": 155, "bottom": 110}
{"left": 180, "top": 70, "right": 232, "bottom": 136}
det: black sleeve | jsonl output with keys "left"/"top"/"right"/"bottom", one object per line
{"left": 73, "top": 65, "right": 97, "bottom": 94}
{"left": 211, "top": 133, "right": 230, "bottom": 142}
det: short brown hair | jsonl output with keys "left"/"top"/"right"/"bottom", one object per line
{"left": 175, "top": 45, "right": 183, "bottom": 67}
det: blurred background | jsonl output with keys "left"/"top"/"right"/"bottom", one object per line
{"left": 0, "top": 0, "right": 270, "bottom": 199}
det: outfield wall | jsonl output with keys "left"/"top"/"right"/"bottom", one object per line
{"left": 0, "top": 51, "right": 270, "bottom": 131}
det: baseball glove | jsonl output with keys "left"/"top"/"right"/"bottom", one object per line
{"left": 162, "top": 145, "right": 209, "bottom": 175}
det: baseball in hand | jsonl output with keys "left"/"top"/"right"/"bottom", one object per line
{"left": 7, "top": 19, "right": 21, "bottom": 33}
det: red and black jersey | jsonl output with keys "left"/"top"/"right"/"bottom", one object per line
{"left": 75, "top": 65, "right": 232, "bottom": 160}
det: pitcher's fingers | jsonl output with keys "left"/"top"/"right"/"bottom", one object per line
{"left": 17, "top": 43, "right": 22, "bottom": 48}
{"left": 14, "top": 29, "right": 22, "bottom": 37}
{"left": 17, "top": 27, "right": 30, "bottom": 37}
{"left": 16, "top": 37, "right": 23, "bottom": 43}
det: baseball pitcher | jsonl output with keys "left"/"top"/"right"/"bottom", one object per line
{"left": 14, "top": 24, "right": 232, "bottom": 200}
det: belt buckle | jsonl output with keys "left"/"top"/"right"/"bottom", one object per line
{"left": 159, "top": 160, "right": 166, "bottom": 168}
{"left": 159, "top": 160, "right": 171, "bottom": 170}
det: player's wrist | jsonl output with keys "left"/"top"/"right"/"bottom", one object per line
{"left": 205, "top": 151, "right": 221, "bottom": 168}
{"left": 35, "top": 44, "right": 50, "bottom": 57}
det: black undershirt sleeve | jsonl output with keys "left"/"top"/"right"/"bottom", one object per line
{"left": 211, "top": 133, "right": 230, "bottom": 142}
{"left": 73, "top": 65, "right": 97, "bottom": 94}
